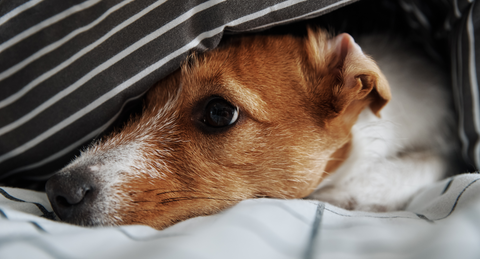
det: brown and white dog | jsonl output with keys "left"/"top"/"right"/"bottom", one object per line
{"left": 45, "top": 28, "right": 454, "bottom": 229}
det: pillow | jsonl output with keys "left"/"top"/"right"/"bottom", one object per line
{"left": 0, "top": 0, "right": 478, "bottom": 183}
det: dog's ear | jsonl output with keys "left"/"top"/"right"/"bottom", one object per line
{"left": 304, "top": 28, "right": 391, "bottom": 120}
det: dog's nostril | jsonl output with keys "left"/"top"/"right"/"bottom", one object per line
{"left": 55, "top": 195, "right": 72, "bottom": 207}
{"left": 46, "top": 172, "right": 98, "bottom": 222}
{"left": 55, "top": 189, "right": 90, "bottom": 206}
{"left": 53, "top": 185, "right": 93, "bottom": 207}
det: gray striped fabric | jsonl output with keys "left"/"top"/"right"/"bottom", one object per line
{"left": 399, "top": 0, "right": 480, "bottom": 169}
{"left": 450, "top": 0, "right": 480, "bottom": 169}
{"left": 0, "top": 0, "right": 357, "bottom": 181}
{"left": 2, "top": 0, "right": 480, "bottom": 182}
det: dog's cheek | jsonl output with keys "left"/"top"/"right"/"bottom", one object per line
{"left": 112, "top": 175, "right": 183, "bottom": 229}
{"left": 202, "top": 120, "right": 325, "bottom": 198}
{"left": 112, "top": 160, "right": 245, "bottom": 229}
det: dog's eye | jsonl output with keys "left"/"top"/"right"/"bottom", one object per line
{"left": 203, "top": 97, "right": 239, "bottom": 128}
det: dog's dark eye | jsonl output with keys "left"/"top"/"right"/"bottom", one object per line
{"left": 203, "top": 98, "right": 239, "bottom": 128}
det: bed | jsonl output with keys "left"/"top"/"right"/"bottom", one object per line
{"left": 1, "top": 173, "right": 480, "bottom": 258}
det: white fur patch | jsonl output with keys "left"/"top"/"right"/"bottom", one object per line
{"left": 309, "top": 36, "right": 454, "bottom": 211}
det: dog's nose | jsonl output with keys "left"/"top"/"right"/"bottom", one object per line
{"left": 45, "top": 170, "right": 98, "bottom": 223}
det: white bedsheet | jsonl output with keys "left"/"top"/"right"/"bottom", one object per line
{"left": 1, "top": 173, "right": 479, "bottom": 259}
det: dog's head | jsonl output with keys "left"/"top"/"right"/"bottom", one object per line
{"left": 46, "top": 29, "right": 390, "bottom": 229}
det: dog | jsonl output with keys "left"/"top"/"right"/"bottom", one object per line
{"left": 45, "top": 28, "right": 455, "bottom": 229}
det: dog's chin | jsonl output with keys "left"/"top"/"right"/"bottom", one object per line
{"left": 48, "top": 196, "right": 118, "bottom": 227}
{"left": 59, "top": 214, "right": 112, "bottom": 228}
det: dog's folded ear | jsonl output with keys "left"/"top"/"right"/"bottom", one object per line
{"left": 304, "top": 28, "right": 391, "bottom": 121}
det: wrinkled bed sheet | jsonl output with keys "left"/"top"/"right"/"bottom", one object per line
{"left": 1, "top": 173, "right": 480, "bottom": 259}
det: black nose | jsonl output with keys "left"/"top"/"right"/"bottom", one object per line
{"left": 45, "top": 170, "right": 98, "bottom": 224}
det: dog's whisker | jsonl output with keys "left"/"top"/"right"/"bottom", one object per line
{"left": 157, "top": 197, "right": 242, "bottom": 206}
{"left": 153, "top": 190, "right": 197, "bottom": 195}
